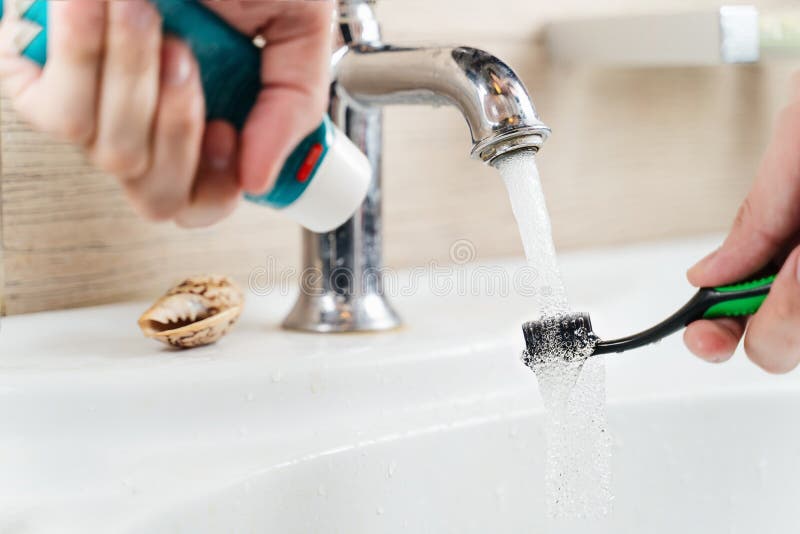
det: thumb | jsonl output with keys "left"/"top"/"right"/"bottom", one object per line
{"left": 742, "top": 245, "right": 800, "bottom": 374}
{"left": 205, "top": 0, "right": 333, "bottom": 195}
{"left": 688, "top": 99, "right": 800, "bottom": 287}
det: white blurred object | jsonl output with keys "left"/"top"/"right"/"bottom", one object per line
{"left": 547, "top": 5, "right": 800, "bottom": 66}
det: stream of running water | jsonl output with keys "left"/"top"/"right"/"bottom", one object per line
{"left": 494, "top": 151, "right": 613, "bottom": 519}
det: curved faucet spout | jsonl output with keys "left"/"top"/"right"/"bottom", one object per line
{"left": 282, "top": 0, "right": 552, "bottom": 333}
{"left": 333, "top": 45, "right": 551, "bottom": 162}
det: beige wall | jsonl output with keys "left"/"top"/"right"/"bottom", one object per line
{"left": 0, "top": 0, "right": 797, "bottom": 314}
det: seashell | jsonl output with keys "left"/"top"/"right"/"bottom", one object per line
{"left": 138, "top": 275, "right": 244, "bottom": 349}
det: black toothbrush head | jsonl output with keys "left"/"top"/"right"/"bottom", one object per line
{"left": 521, "top": 312, "right": 600, "bottom": 368}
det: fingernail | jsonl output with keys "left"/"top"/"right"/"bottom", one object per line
{"left": 118, "top": 0, "right": 157, "bottom": 30}
{"left": 161, "top": 45, "right": 191, "bottom": 86}
{"left": 206, "top": 154, "right": 231, "bottom": 172}
{"left": 203, "top": 139, "right": 234, "bottom": 172}
{"left": 690, "top": 248, "right": 718, "bottom": 274}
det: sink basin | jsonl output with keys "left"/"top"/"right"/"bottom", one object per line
{"left": 1, "top": 235, "right": 798, "bottom": 533}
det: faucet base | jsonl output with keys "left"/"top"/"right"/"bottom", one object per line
{"left": 282, "top": 293, "right": 402, "bottom": 333}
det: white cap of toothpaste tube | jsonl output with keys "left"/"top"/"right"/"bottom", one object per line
{"left": 280, "top": 131, "right": 371, "bottom": 233}
{"left": 244, "top": 120, "right": 372, "bottom": 233}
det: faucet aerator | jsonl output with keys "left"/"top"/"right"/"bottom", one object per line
{"left": 474, "top": 129, "right": 551, "bottom": 164}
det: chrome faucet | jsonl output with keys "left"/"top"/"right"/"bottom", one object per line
{"left": 282, "top": 0, "right": 551, "bottom": 333}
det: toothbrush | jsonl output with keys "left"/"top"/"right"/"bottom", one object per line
{"left": 0, "top": 0, "right": 371, "bottom": 233}
{"left": 521, "top": 271, "right": 777, "bottom": 367}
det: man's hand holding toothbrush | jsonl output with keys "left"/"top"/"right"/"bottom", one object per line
{"left": 686, "top": 75, "right": 800, "bottom": 374}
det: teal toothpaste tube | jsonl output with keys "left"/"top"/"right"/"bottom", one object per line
{"left": 1, "top": 0, "right": 371, "bottom": 232}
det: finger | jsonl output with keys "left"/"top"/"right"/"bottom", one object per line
{"left": 683, "top": 317, "right": 747, "bottom": 363}
{"left": 174, "top": 120, "right": 241, "bottom": 228}
{"left": 742, "top": 245, "right": 800, "bottom": 374}
{"left": 236, "top": 2, "right": 333, "bottom": 194}
{"left": 89, "top": 0, "right": 161, "bottom": 178}
{"left": 202, "top": 1, "right": 279, "bottom": 35}
{"left": 123, "top": 38, "right": 204, "bottom": 222}
{"left": 688, "top": 96, "right": 800, "bottom": 287}
{"left": 0, "top": 1, "right": 106, "bottom": 143}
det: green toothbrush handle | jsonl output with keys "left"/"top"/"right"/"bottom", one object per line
{"left": 591, "top": 269, "right": 778, "bottom": 356}
{"left": 701, "top": 273, "right": 777, "bottom": 319}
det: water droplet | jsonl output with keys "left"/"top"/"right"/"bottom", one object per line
{"left": 387, "top": 461, "right": 397, "bottom": 478}
{"left": 376, "top": 506, "right": 384, "bottom": 516}
{"left": 317, "top": 484, "right": 327, "bottom": 497}
{"left": 271, "top": 371, "right": 283, "bottom": 383}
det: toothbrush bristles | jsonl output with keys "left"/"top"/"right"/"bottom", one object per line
{"left": 521, "top": 313, "right": 599, "bottom": 368}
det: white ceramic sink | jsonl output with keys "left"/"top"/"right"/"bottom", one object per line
{"left": 2, "top": 235, "right": 799, "bottom": 533}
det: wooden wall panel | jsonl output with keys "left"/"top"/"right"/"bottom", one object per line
{"left": 0, "top": 106, "right": 301, "bottom": 313}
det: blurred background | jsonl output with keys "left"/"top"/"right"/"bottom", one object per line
{"left": 0, "top": 0, "right": 796, "bottom": 315}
